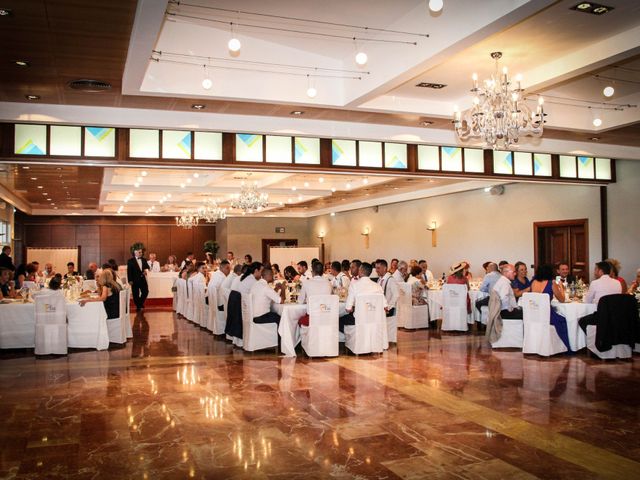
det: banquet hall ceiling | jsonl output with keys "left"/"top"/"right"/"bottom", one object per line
{"left": 0, "top": 0, "right": 639, "bottom": 147}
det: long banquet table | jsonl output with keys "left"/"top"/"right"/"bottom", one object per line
{"left": 0, "top": 299, "right": 109, "bottom": 350}
{"left": 147, "top": 272, "right": 179, "bottom": 299}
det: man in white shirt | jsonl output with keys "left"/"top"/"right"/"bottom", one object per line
{"left": 222, "top": 264, "right": 242, "bottom": 293}
{"left": 148, "top": 253, "right": 161, "bottom": 273}
{"left": 180, "top": 253, "right": 195, "bottom": 270}
{"left": 298, "top": 261, "right": 332, "bottom": 305}
{"left": 225, "top": 263, "right": 262, "bottom": 339}
{"left": 376, "top": 259, "right": 399, "bottom": 317}
{"left": 340, "top": 262, "right": 388, "bottom": 332}
{"left": 579, "top": 261, "right": 623, "bottom": 332}
{"left": 330, "top": 261, "right": 350, "bottom": 292}
{"left": 296, "top": 261, "right": 312, "bottom": 282}
{"left": 250, "top": 267, "right": 285, "bottom": 324}
{"left": 493, "top": 263, "right": 522, "bottom": 319}
{"left": 419, "top": 260, "right": 434, "bottom": 283}
{"left": 389, "top": 258, "right": 399, "bottom": 274}
{"left": 209, "top": 260, "right": 230, "bottom": 310}
{"left": 392, "top": 261, "right": 408, "bottom": 283}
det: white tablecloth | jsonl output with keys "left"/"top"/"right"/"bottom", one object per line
{"left": 147, "top": 272, "right": 179, "bottom": 299}
{"left": 0, "top": 300, "right": 109, "bottom": 350}
{"left": 552, "top": 300, "right": 595, "bottom": 351}
{"left": 426, "top": 289, "right": 487, "bottom": 322}
{"left": 273, "top": 302, "right": 346, "bottom": 357}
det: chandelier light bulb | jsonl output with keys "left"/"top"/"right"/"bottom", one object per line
{"left": 603, "top": 85, "right": 614, "bottom": 97}
{"left": 472, "top": 72, "right": 478, "bottom": 81}
{"left": 318, "top": 177, "right": 324, "bottom": 183}
{"left": 202, "top": 77, "right": 212, "bottom": 90}
{"left": 306, "top": 86, "right": 317, "bottom": 98}
{"left": 429, "top": 0, "right": 444, "bottom": 13}
{"left": 355, "top": 51, "right": 368, "bottom": 65}
{"left": 593, "top": 117, "right": 602, "bottom": 127}
{"left": 228, "top": 37, "right": 241, "bottom": 52}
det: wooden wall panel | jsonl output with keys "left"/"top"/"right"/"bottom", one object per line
{"left": 193, "top": 225, "right": 216, "bottom": 258}
{"left": 25, "top": 225, "right": 52, "bottom": 247}
{"left": 49, "top": 226, "right": 77, "bottom": 247}
{"left": 100, "top": 225, "right": 125, "bottom": 265}
{"left": 146, "top": 225, "right": 172, "bottom": 264}
{"left": 123, "top": 225, "right": 148, "bottom": 260}
{"left": 170, "top": 227, "right": 193, "bottom": 264}
{"left": 76, "top": 225, "right": 100, "bottom": 272}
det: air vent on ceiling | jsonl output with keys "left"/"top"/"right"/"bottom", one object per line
{"left": 570, "top": 2, "right": 613, "bottom": 15}
{"left": 416, "top": 82, "right": 447, "bottom": 89}
{"left": 67, "top": 79, "right": 112, "bottom": 92}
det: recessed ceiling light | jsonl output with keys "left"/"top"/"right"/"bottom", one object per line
{"left": 140, "top": 171, "right": 148, "bottom": 177}
{"left": 346, "top": 183, "right": 352, "bottom": 189}
{"left": 318, "top": 177, "right": 324, "bottom": 183}
{"left": 30, "top": 177, "right": 37, "bottom": 180}
{"left": 42, "top": 192, "right": 47, "bottom": 195}
{"left": 291, "top": 186, "right": 297, "bottom": 191}
{"left": 420, "top": 120, "right": 434, "bottom": 127}
{"left": 602, "top": 86, "right": 614, "bottom": 97}
{"left": 193, "top": 172, "right": 199, "bottom": 178}
{"left": 22, "top": 166, "right": 29, "bottom": 169}
{"left": 13, "top": 60, "right": 29, "bottom": 67}
{"left": 37, "top": 185, "right": 43, "bottom": 189}
{"left": 25, "top": 95, "right": 40, "bottom": 100}
{"left": 570, "top": 2, "right": 613, "bottom": 15}
{"left": 290, "top": 110, "right": 304, "bottom": 116}
{"left": 134, "top": 182, "right": 140, "bottom": 188}
{"left": 331, "top": 187, "right": 336, "bottom": 192}
{"left": 415, "top": 82, "right": 447, "bottom": 89}
{"left": 186, "top": 178, "right": 192, "bottom": 184}
{"left": 363, "top": 178, "right": 369, "bottom": 184}
{"left": 0, "top": 8, "right": 12, "bottom": 16}
{"left": 180, "top": 183, "right": 185, "bottom": 188}
{"left": 330, "top": 212, "right": 336, "bottom": 216}
{"left": 191, "top": 104, "right": 206, "bottom": 110}
{"left": 590, "top": 136, "right": 600, "bottom": 141}
{"left": 303, "top": 182, "right": 309, "bottom": 187}
{"left": 136, "top": 176, "right": 143, "bottom": 182}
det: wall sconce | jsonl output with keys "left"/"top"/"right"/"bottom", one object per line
{"left": 426, "top": 221, "right": 437, "bottom": 247}
{"left": 317, "top": 231, "right": 326, "bottom": 263}
{"left": 317, "top": 231, "right": 325, "bottom": 240}
{"left": 361, "top": 227, "right": 370, "bottom": 249}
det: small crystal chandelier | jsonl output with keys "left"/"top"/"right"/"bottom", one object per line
{"left": 198, "top": 198, "right": 227, "bottom": 223}
{"left": 231, "top": 178, "right": 268, "bottom": 213}
{"left": 175, "top": 209, "right": 199, "bottom": 229}
{"left": 452, "top": 52, "right": 546, "bottom": 149}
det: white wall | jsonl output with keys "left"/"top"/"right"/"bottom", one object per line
{"left": 309, "top": 182, "right": 603, "bottom": 279}
{"left": 607, "top": 160, "right": 640, "bottom": 280}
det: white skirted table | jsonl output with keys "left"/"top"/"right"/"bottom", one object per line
{"left": 551, "top": 300, "right": 595, "bottom": 351}
{"left": 146, "top": 272, "right": 179, "bottom": 299}
{"left": 273, "top": 302, "right": 347, "bottom": 357}
{"left": 0, "top": 299, "right": 109, "bottom": 350}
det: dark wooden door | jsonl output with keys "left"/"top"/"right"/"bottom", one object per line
{"left": 261, "top": 239, "right": 298, "bottom": 264}
{"left": 534, "top": 219, "right": 589, "bottom": 281}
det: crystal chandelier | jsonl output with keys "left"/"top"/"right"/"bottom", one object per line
{"left": 198, "top": 199, "right": 227, "bottom": 223}
{"left": 452, "top": 52, "right": 546, "bottom": 149}
{"left": 175, "top": 209, "right": 199, "bottom": 229}
{"left": 231, "top": 179, "right": 268, "bottom": 213}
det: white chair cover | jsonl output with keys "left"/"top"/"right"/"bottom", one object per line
{"left": 124, "top": 287, "right": 132, "bottom": 338}
{"left": 395, "top": 283, "right": 412, "bottom": 328}
{"left": 185, "top": 277, "right": 195, "bottom": 321}
{"left": 107, "top": 290, "right": 127, "bottom": 345}
{"left": 241, "top": 294, "right": 278, "bottom": 352}
{"left": 521, "top": 293, "right": 565, "bottom": 356}
{"left": 345, "top": 294, "right": 386, "bottom": 354}
{"left": 172, "top": 277, "right": 178, "bottom": 311}
{"left": 34, "top": 291, "right": 67, "bottom": 355}
{"left": 409, "top": 305, "right": 430, "bottom": 330}
{"left": 207, "top": 286, "right": 226, "bottom": 335}
{"left": 301, "top": 295, "right": 339, "bottom": 357}
{"left": 441, "top": 284, "right": 469, "bottom": 331}
{"left": 480, "top": 305, "right": 489, "bottom": 325}
{"left": 176, "top": 278, "right": 186, "bottom": 316}
{"left": 586, "top": 325, "right": 633, "bottom": 359}
{"left": 82, "top": 279, "right": 97, "bottom": 292}
{"left": 191, "top": 276, "right": 207, "bottom": 328}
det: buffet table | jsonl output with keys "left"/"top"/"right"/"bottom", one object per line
{"left": 0, "top": 300, "right": 109, "bottom": 350}
{"left": 147, "top": 272, "right": 179, "bottom": 299}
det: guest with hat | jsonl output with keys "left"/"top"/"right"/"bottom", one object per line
{"left": 447, "top": 261, "right": 471, "bottom": 313}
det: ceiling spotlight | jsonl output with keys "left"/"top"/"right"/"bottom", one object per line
{"left": 191, "top": 104, "right": 205, "bottom": 110}
{"left": 331, "top": 187, "right": 336, "bottom": 192}
{"left": 13, "top": 60, "right": 29, "bottom": 67}
{"left": 291, "top": 186, "right": 297, "bottom": 191}
{"left": 603, "top": 85, "right": 614, "bottom": 97}
{"left": 290, "top": 110, "right": 304, "bottom": 116}
{"left": 25, "top": 94, "right": 40, "bottom": 100}
{"left": 136, "top": 177, "right": 142, "bottom": 182}
{"left": 303, "top": 182, "right": 309, "bottom": 187}
{"left": 37, "top": 185, "right": 43, "bottom": 189}
{"left": 228, "top": 37, "right": 241, "bottom": 52}
{"left": 318, "top": 177, "right": 324, "bottom": 183}
{"left": 140, "top": 171, "right": 148, "bottom": 177}
{"left": 363, "top": 178, "right": 369, "bottom": 184}
{"left": 202, "top": 77, "right": 212, "bottom": 90}
{"left": 330, "top": 212, "right": 336, "bottom": 217}
{"left": 30, "top": 177, "right": 37, "bottom": 180}
{"left": 429, "top": 0, "right": 444, "bottom": 13}
{"left": 134, "top": 182, "right": 140, "bottom": 188}
{"left": 593, "top": 117, "right": 602, "bottom": 127}
{"left": 420, "top": 120, "right": 434, "bottom": 127}
{"left": 0, "top": 8, "right": 12, "bottom": 16}
{"left": 193, "top": 172, "right": 199, "bottom": 178}
{"left": 346, "top": 183, "right": 352, "bottom": 189}
{"left": 167, "top": 193, "right": 172, "bottom": 198}
{"left": 306, "top": 86, "right": 317, "bottom": 98}
{"left": 186, "top": 178, "right": 192, "bottom": 184}
{"left": 180, "top": 183, "right": 185, "bottom": 188}
{"left": 297, "top": 195, "right": 303, "bottom": 201}
{"left": 355, "top": 51, "right": 368, "bottom": 66}
{"left": 590, "top": 136, "right": 600, "bottom": 141}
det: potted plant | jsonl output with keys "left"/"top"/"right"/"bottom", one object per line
{"left": 130, "top": 242, "right": 146, "bottom": 255}
{"left": 203, "top": 240, "right": 219, "bottom": 259}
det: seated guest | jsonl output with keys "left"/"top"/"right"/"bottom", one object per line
{"left": 498, "top": 260, "right": 509, "bottom": 269}
{"left": 79, "top": 270, "right": 121, "bottom": 320}
{"left": 227, "top": 262, "right": 262, "bottom": 337}
{"left": 32, "top": 261, "right": 45, "bottom": 282}
{"left": 250, "top": 267, "right": 285, "bottom": 324}
{"left": 349, "top": 260, "right": 362, "bottom": 282}
{"left": 494, "top": 264, "right": 522, "bottom": 319}
{"left": 476, "top": 262, "right": 501, "bottom": 311}
{"left": 180, "top": 253, "right": 195, "bottom": 270}
{"left": 87, "top": 262, "right": 100, "bottom": 278}
{"left": 297, "top": 261, "right": 312, "bottom": 281}
{"left": 393, "top": 261, "right": 408, "bottom": 283}
{"left": 283, "top": 265, "right": 298, "bottom": 282}
{"left": 0, "top": 246, "right": 15, "bottom": 271}
{"left": 222, "top": 264, "right": 242, "bottom": 292}
{"left": 0, "top": 267, "right": 14, "bottom": 299}
{"left": 629, "top": 268, "right": 640, "bottom": 294}
{"left": 43, "top": 263, "right": 56, "bottom": 279}
{"left": 47, "top": 274, "right": 63, "bottom": 291}
{"left": 511, "top": 261, "right": 532, "bottom": 298}
{"left": 555, "top": 262, "right": 576, "bottom": 284}
{"left": 462, "top": 261, "right": 473, "bottom": 281}
{"left": 209, "top": 260, "right": 230, "bottom": 312}
{"left": 531, "top": 264, "right": 571, "bottom": 350}
{"left": 579, "top": 261, "right": 624, "bottom": 332}
{"left": 340, "top": 262, "right": 387, "bottom": 332}
{"left": 26, "top": 263, "right": 38, "bottom": 282}
{"left": 271, "top": 263, "right": 284, "bottom": 281}
{"left": 148, "top": 253, "right": 161, "bottom": 273}
{"left": 605, "top": 258, "right": 628, "bottom": 294}
{"left": 64, "top": 262, "right": 78, "bottom": 279}
{"left": 244, "top": 254, "right": 253, "bottom": 265}
{"left": 235, "top": 262, "right": 262, "bottom": 295}
{"left": 376, "top": 259, "right": 399, "bottom": 317}
{"left": 447, "top": 261, "right": 471, "bottom": 313}
{"left": 298, "top": 261, "right": 331, "bottom": 305}
{"left": 407, "top": 265, "right": 427, "bottom": 305}
{"left": 330, "top": 261, "right": 350, "bottom": 291}
{"left": 341, "top": 259, "right": 351, "bottom": 278}
{"left": 164, "top": 255, "right": 178, "bottom": 272}
{"left": 14, "top": 263, "right": 27, "bottom": 290}
{"left": 85, "top": 268, "right": 95, "bottom": 280}
{"left": 418, "top": 260, "right": 434, "bottom": 283}
{"left": 389, "top": 258, "right": 399, "bottom": 274}
{"left": 107, "top": 259, "right": 119, "bottom": 271}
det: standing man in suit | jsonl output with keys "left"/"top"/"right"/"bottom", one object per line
{"left": 0, "top": 246, "right": 15, "bottom": 271}
{"left": 127, "top": 245, "right": 150, "bottom": 312}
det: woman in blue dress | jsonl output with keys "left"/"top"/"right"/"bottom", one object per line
{"left": 530, "top": 263, "right": 572, "bottom": 351}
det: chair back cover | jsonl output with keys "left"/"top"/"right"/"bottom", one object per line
{"left": 521, "top": 292, "right": 565, "bottom": 356}
{"left": 241, "top": 293, "right": 278, "bottom": 351}
{"left": 345, "top": 294, "right": 386, "bottom": 354}
{"left": 34, "top": 290, "right": 67, "bottom": 355}
{"left": 442, "top": 284, "right": 468, "bottom": 331}
{"left": 395, "top": 283, "right": 412, "bottom": 328}
{"left": 303, "top": 294, "right": 339, "bottom": 357}
{"left": 191, "top": 275, "right": 207, "bottom": 328}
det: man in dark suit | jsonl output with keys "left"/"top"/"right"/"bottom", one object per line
{"left": 556, "top": 262, "right": 576, "bottom": 284}
{"left": 0, "top": 246, "right": 15, "bottom": 271}
{"left": 127, "top": 247, "right": 150, "bottom": 311}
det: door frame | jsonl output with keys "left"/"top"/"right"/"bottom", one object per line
{"left": 261, "top": 239, "right": 298, "bottom": 264}
{"left": 533, "top": 218, "right": 589, "bottom": 273}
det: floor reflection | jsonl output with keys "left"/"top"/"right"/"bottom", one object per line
{"left": 0, "top": 309, "right": 638, "bottom": 479}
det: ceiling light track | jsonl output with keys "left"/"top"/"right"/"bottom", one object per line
{"left": 594, "top": 74, "right": 640, "bottom": 86}
{"left": 526, "top": 93, "right": 636, "bottom": 110}
{"left": 153, "top": 50, "right": 370, "bottom": 75}
{"left": 167, "top": 0, "right": 429, "bottom": 39}
{"left": 165, "top": 12, "right": 418, "bottom": 46}
{"left": 151, "top": 57, "right": 363, "bottom": 80}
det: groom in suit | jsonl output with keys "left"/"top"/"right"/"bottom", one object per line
{"left": 127, "top": 247, "right": 150, "bottom": 311}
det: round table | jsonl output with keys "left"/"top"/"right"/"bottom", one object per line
{"left": 551, "top": 300, "right": 596, "bottom": 351}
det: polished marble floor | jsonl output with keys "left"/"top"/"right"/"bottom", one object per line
{"left": 1, "top": 309, "right": 639, "bottom": 479}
